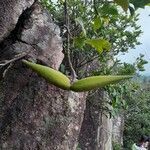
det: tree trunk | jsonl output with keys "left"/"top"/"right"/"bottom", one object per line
{"left": 0, "top": 1, "right": 86, "bottom": 149}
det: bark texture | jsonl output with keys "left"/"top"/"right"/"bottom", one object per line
{"left": 0, "top": 1, "right": 86, "bottom": 149}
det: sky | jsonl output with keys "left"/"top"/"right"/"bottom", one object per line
{"left": 118, "top": 6, "right": 150, "bottom": 76}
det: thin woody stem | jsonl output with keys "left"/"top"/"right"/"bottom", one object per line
{"left": 0, "top": 50, "right": 31, "bottom": 67}
{"left": 64, "top": 0, "right": 77, "bottom": 81}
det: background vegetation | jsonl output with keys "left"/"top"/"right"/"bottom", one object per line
{"left": 123, "top": 76, "right": 150, "bottom": 149}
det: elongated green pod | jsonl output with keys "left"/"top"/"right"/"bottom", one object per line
{"left": 70, "top": 75, "right": 132, "bottom": 92}
{"left": 22, "top": 60, "right": 71, "bottom": 90}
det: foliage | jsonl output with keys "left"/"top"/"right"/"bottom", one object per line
{"left": 105, "top": 83, "right": 128, "bottom": 117}
{"left": 114, "top": 0, "right": 129, "bottom": 12}
{"left": 104, "top": 59, "right": 147, "bottom": 116}
{"left": 123, "top": 78, "right": 150, "bottom": 149}
{"left": 130, "top": 0, "right": 150, "bottom": 9}
{"left": 40, "top": 0, "right": 143, "bottom": 68}
{"left": 135, "top": 54, "right": 148, "bottom": 71}
{"left": 85, "top": 38, "right": 111, "bottom": 54}
{"left": 112, "top": 141, "right": 122, "bottom": 150}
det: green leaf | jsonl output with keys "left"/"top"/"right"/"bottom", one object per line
{"left": 85, "top": 39, "right": 111, "bottom": 53}
{"left": 114, "top": 0, "right": 129, "bottom": 12}
{"left": 112, "top": 98, "right": 117, "bottom": 108}
{"left": 147, "top": 3, "right": 150, "bottom": 6}
{"left": 70, "top": 75, "right": 132, "bottom": 92}
{"left": 102, "top": 17, "right": 110, "bottom": 26}
{"left": 22, "top": 60, "right": 71, "bottom": 90}
{"left": 101, "top": 4, "right": 118, "bottom": 16}
{"left": 75, "top": 17, "right": 86, "bottom": 36}
{"left": 93, "top": 16, "right": 101, "bottom": 31}
{"left": 73, "top": 36, "right": 86, "bottom": 48}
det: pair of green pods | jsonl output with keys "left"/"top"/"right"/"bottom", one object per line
{"left": 22, "top": 60, "right": 132, "bottom": 92}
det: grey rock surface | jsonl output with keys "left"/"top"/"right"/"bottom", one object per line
{"left": 0, "top": 0, "right": 35, "bottom": 42}
{"left": 0, "top": 1, "right": 86, "bottom": 150}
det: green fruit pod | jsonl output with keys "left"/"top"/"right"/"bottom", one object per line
{"left": 22, "top": 60, "right": 71, "bottom": 90}
{"left": 70, "top": 75, "right": 132, "bottom": 92}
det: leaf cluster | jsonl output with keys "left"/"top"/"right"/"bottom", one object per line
{"left": 123, "top": 79, "right": 150, "bottom": 149}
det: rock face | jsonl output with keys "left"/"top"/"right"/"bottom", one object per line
{"left": 112, "top": 115, "right": 124, "bottom": 146}
{"left": 0, "top": 0, "right": 35, "bottom": 42}
{"left": 0, "top": 1, "right": 86, "bottom": 149}
{"left": 79, "top": 90, "right": 113, "bottom": 150}
{"left": 79, "top": 90, "right": 124, "bottom": 150}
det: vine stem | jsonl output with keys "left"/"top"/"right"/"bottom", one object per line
{"left": 64, "top": 0, "right": 77, "bottom": 82}
{"left": 0, "top": 50, "right": 32, "bottom": 78}
{"left": 0, "top": 50, "right": 31, "bottom": 67}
